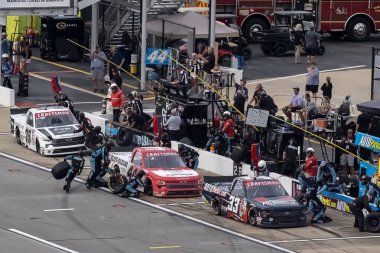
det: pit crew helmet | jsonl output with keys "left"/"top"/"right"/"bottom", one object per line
{"left": 93, "top": 126, "right": 101, "bottom": 134}
{"left": 257, "top": 160, "right": 267, "bottom": 172}
{"left": 2, "top": 53, "right": 9, "bottom": 58}
{"left": 306, "top": 147, "right": 314, "bottom": 155}
{"left": 223, "top": 111, "right": 231, "bottom": 118}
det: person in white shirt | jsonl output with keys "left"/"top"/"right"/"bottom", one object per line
{"left": 282, "top": 87, "right": 304, "bottom": 123}
{"left": 164, "top": 109, "right": 182, "bottom": 141}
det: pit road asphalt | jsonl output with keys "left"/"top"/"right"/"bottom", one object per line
{"left": 0, "top": 155, "right": 284, "bottom": 253}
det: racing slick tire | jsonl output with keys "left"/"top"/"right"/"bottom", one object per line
{"left": 364, "top": 213, "right": 380, "bottom": 233}
{"left": 108, "top": 174, "right": 128, "bottom": 194}
{"left": 248, "top": 207, "right": 257, "bottom": 226}
{"left": 211, "top": 196, "right": 222, "bottom": 215}
{"left": 36, "top": 139, "right": 43, "bottom": 155}
{"left": 144, "top": 178, "right": 153, "bottom": 196}
{"left": 51, "top": 161, "right": 71, "bottom": 180}
{"left": 116, "top": 128, "right": 133, "bottom": 146}
{"left": 15, "top": 128, "right": 21, "bottom": 145}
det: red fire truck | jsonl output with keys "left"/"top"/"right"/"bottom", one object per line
{"left": 214, "top": 0, "right": 380, "bottom": 42}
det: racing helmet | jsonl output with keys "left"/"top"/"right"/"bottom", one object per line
{"left": 223, "top": 111, "right": 231, "bottom": 118}
{"left": 306, "top": 147, "right": 314, "bottom": 155}
{"left": 136, "top": 170, "right": 145, "bottom": 178}
{"left": 161, "top": 133, "right": 169, "bottom": 142}
{"left": 257, "top": 160, "right": 267, "bottom": 172}
{"left": 131, "top": 90, "right": 137, "bottom": 97}
{"left": 2, "top": 53, "right": 9, "bottom": 58}
{"left": 78, "top": 150, "right": 84, "bottom": 157}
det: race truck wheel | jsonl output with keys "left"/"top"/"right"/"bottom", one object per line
{"left": 211, "top": 196, "right": 222, "bottom": 215}
{"left": 144, "top": 178, "right": 153, "bottom": 196}
{"left": 36, "top": 139, "right": 44, "bottom": 155}
{"left": 248, "top": 207, "right": 257, "bottom": 226}
{"left": 365, "top": 213, "right": 380, "bottom": 233}
{"left": 243, "top": 18, "right": 270, "bottom": 43}
{"left": 275, "top": 45, "right": 286, "bottom": 57}
{"left": 347, "top": 17, "right": 371, "bottom": 42}
{"left": 116, "top": 128, "right": 133, "bottom": 146}
{"left": 15, "top": 128, "right": 21, "bottom": 145}
{"left": 317, "top": 46, "right": 326, "bottom": 55}
{"left": 108, "top": 174, "right": 128, "bottom": 194}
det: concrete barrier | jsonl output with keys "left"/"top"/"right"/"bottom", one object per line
{"left": 0, "top": 86, "right": 15, "bottom": 107}
{"left": 84, "top": 112, "right": 110, "bottom": 133}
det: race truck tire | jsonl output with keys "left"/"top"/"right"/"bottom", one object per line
{"left": 347, "top": 17, "right": 371, "bottom": 42}
{"left": 248, "top": 207, "right": 257, "bottom": 226}
{"left": 108, "top": 174, "right": 128, "bottom": 194}
{"left": 51, "top": 161, "right": 71, "bottom": 180}
{"left": 116, "top": 128, "right": 133, "bottom": 146}
{"left": 211, "top": 196, "right": 222, "bottom": 215}
{"left": 317, "top": 46, "right": 326, "bottom": 55}
{"left": 36, "top": 139, "right": 44, "bottom": 155}
{"left": 243, "top": 18, "right": 270, "bottom": 43}
{"left": 144, "top": 178, "right": 153, "bottom": 196}
{"left": 365, "top": 213, "right": 380, "bottom": 233}
{"left": 15, "top": 128, "right": 21, "bottom": 145}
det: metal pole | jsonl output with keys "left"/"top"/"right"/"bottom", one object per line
{"left": 91, "top": 3, "right": 99, "bottom": 52}
{"left": 102, "top": 2, "right": 105, "bottom": 50}
{"left": 161, "top": 20, "right": 165, "bottom": 78}
{"left": 0, "top": 25, "right": 2, "bottom": 86}
{"left": 140, "top": 0, "right": 147, "bottom": 90}
{"left": 192, "top": 27, "right": 196, "bottom": 53}
{"left": 371, "top": 47, "right": 375, "bottom": 100}
{"left": 209, "top": 0, "right": 216, "bottom": 48}
{"left": 132, "top": 12, "right": 135, "bottom": 52}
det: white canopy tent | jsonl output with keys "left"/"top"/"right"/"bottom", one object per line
{"left": 146, "top": 12, "right": 239, "bottom": 39}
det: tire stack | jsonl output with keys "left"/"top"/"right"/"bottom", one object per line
{"left": 17, "top": 73, "right": 29, "bottom": 97}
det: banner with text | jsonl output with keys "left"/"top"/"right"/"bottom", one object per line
{"left": 2, "top": 0, "right": 71, "bottom": 8}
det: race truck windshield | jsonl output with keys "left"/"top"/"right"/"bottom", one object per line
{"left": 245, "top": 181, "right": 288, "bottom": 198}
{"left": 35, "top": 111, "right": 77, "bottom": 128}
{"left": 144, "top": 152, "right": 186, "bottom": 168}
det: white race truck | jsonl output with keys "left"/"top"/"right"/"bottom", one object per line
{"left": 10, "top": 106, "right": 85, "bottom": 156}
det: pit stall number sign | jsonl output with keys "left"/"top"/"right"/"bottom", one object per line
{"left": 145, "top": 48, "right": 170, "bottom": 65}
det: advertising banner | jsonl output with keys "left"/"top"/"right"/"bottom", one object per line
{"left": 1, "top": 0, "right": 71, "bottom": 8}
{"left": 354, "top": 132, "right": 380, "bottom": 153}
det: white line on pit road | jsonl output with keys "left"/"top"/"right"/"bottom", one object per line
{"left": 0, "top": 152, "right": 295, "bottom": 253}
{"left": 158, "top": 201, "right": 204, "bottom": 206}
{"left": 37, "top": 102, "right": 101, "bottom": 106}
{"left": 247, "top": 65, "right": 367, "bottom": 85}
{"left": 8, "top": 228, "right": 79, "bottom": 253}
{"left": 268, "top": 235, "right": 380, "bottom": 244}
{"left": 44, "top": 208, "right": 75, "bottom": 212}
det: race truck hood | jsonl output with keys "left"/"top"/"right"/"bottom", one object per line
{"left": 37, "top": 126, "right": 78, "bottom": 139}
{"left": 252, "top": 196, "right": 301, "bottom": 208}
{"left": 147, "top": 167, "right": 199, "bottom": 179}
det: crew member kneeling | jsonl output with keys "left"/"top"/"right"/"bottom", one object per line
{"left": 121, "top": 170, "right": 145, "bottom": 198}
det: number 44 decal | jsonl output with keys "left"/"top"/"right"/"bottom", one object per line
{"left": 227, "top": 195, "right": 241, "bottom": 213}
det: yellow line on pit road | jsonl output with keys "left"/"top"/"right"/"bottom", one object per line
{"left": 149, "top": 246, "right": 181, "bottom": 250}
{"left": 31, "top": 56, "right": 152, "bottom": 93}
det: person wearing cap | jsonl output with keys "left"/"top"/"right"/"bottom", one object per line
{"left": 1, "top": 53, "right": 14, "bottom": 89}
{"left": 107, "top": 46, "right": 125, "bottom": 80}
{"left": 109, "top": 83, "right": 125, "bottom": 123}
{"left": 198, "top": 47, "right": 215, "bottom": 83}
{"left": 304, "top": 25, "right": 321, "bottom": 63}
{"left": 90, "top": 45, "right": 106, "bottom": 93}
{"left": 233, "top": 79, "right": 248, "bottom": 115}
{"left": 282, "top": 87, "right": 303, "bottom": 123}
{"left": 1, "top": 32, "right": 10, "bottom": 56}
{"left": 111, "top": 68, "right": 123, "bottom": 89}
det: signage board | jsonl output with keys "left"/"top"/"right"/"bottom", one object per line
{"left": 145, "top": 48, "right": 170, "bottom": 65}
{"left": 0, "top": 0, "right": 77, "bottom": 15}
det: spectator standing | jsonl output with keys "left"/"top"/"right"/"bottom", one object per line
{"left": 1, "top": 53, "right": 14, "bottom": 89}
{"left": 282, "top": 87, "right": 303, "bottom": 123}
{"left": 339, "top": 129, "right": 357, "bottom": 175}
{"left": 164, "top": 108, "right": 182, "bottom": 141}
{"left": 12, "top": 36, "right": 21, "bottom": 72}
{"left": 233, "top": 79, "right": 248, "bottom": 115}
{"left": 1, "top": 32, "right": 10, "bottom": 56}
{"left": 90, "top": 45, "right": 106, "bottom": 93}
{"left": 305, "top": 62, "right": 320, "bottom": 100}
{"left": 320, "top": 76, "right": 333, "bottom": 99}
{"left": 111, "top": 68, "right": 123, "bottom": 89}
{"left": 109, "top": 83, "right": 125, "bottom": 123}
{"left": 247, "top": 83, "right": 265, "bottom": 108}
{"left": 20, "top": 42, "right": 32, "bottom": 74}
{"left": 198, "top": 47, "right": 215, "bottom": 83}
{"left": 107, "top": 46, "right": 125, "bottom": 79}
{"left": 304, "top": 26, "right": 321, "bottom": 63}
{"left": 293, "top": 24, "right": 304, "bottom": 64}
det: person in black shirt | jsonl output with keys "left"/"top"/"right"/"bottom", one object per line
{"left": 281, "top": 138, "right": 298, "bottom": 177}
{"left": 349, "top": 182, "right": 373, "bottom": 232}
{"left": 111, "top": 68, "right": 123, "bottom": 89}
{"left": 107, "top": 46, "right": 125, "bottom": 79}
{"left": 123, "top": 108, "right": 148, "bottom": 130}
{"left": 356, "top": 112, "right": 372, "bottom": 161}
{"left": 321, "top": 76, "right": 333, "bottom": 99}
{"left": 74, "top": 112, "right": 94, "bottom": 135}
{"left": 233, "top": 79, "right": 248, "bottom": 115}
{"left": 257, "top": 90, "right": 278, "bottom": 116}
{"left": 338, "top": 129, "right": 357, "bottom": 175}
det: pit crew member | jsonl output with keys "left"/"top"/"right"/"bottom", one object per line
{"left": 63, "top": 151, "right": 85, "bottom": 193}
{"left": 316, "top": 161, "right": 344, "bottom": 194}
{"left": 121, "top": 170, "right": 145, "bottom": 198}
{"left": 74, "top": 112, "right": 94, "bottom": 136}
{"left": 305, "top": 147, "right": 318, "bottom": 177}
{"left": 86, "top": 142, "right": 114, "bottom": 189}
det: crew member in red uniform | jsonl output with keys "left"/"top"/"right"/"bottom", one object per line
{"left": 305, "top": 147, "right": 318, "bottom": 177}
{"left": 110, "top": 83, "right": 125, "bottom": 123}
{"left": 221, "top": 111, "right": 235, "bottom": 152}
